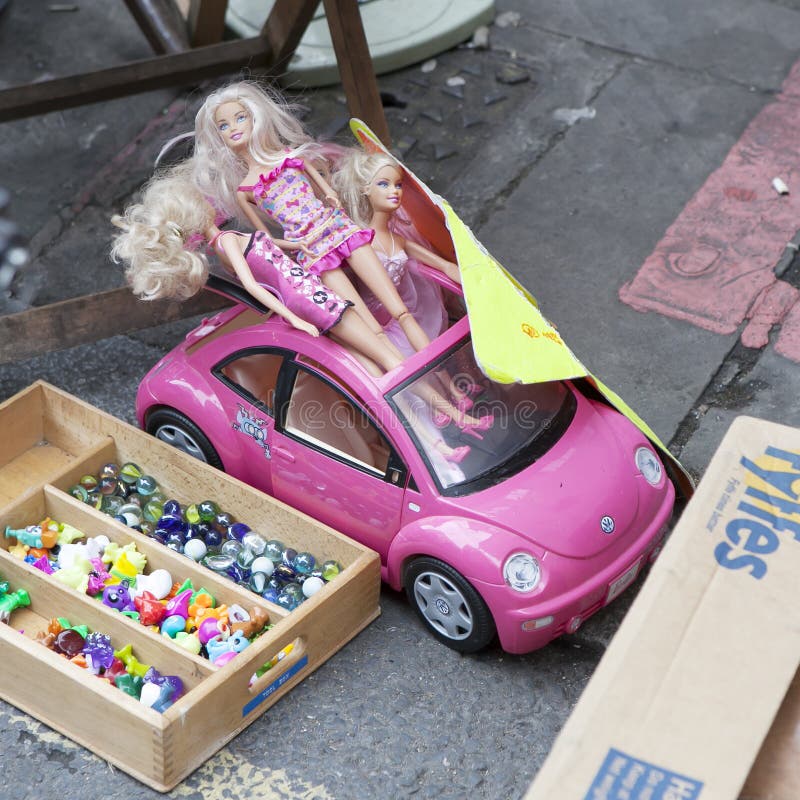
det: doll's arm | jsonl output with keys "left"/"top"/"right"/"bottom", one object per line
{"left": 403, "top": 238, "right": 461, "bottom": 285}
{"left": 237, "top": 193, "right": 271, "bottom": 233}
{"left": 218, "top": 234, "right": 320, "bottom": 337}
{"left": 236, "top": 191, "right": 313, "bottom": 257}
{"left": 304, "top": 161, "right": 341, "bottom": 209}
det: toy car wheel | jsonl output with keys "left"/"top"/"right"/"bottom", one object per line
{"left": 145, "top": 408, "right": 223, "bottom": 469}
{"left": 404, "top": 556, "right": 496, "bottom": 653}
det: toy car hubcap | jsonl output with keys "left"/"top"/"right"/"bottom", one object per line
{"left": 153, "top": 424, "right": 209, "bottom": 463}
{"left": 413, "top": 571, "right": 474, "bottom": 641}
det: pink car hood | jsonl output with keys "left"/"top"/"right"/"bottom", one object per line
{"left": 441, "top": 398, "right": 648, "bottom": 559}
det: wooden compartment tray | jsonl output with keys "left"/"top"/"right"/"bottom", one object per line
{"left": 0, "top": 381, "right": 381, "bottom": 791}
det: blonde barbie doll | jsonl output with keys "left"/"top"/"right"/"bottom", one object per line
{"left": 190, "top": 81, "right": 433, "bottom": 355}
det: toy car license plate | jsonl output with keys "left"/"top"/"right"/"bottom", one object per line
{"left": 606, "top": 558, "right": 642, "bottom": 604}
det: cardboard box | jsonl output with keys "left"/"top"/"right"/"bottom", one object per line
{"left": 0, "top": 381, "right": 381, "bottom": 791}
{"left": 525, "top": 415, "right": 800, "bottom": 800}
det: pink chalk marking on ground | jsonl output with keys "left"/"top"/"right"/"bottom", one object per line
{"left": 620, "top": 58, "right": 800, "bottom": 361}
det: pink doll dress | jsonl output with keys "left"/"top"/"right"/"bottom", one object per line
{"left": 216, "top": 230, "right": 352, "bottom": 333}
{"left": 357, "top": 240, "right": 447, "bottom": 357}
{"left": 238, "top": 157, "right": 374, "bottom": 275}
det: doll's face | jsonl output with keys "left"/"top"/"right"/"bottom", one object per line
{"left": 367, "top": 165, "right": 403, "bottom": 214}
{"left": 214, "top": 101, "right": 252, "bottom": 151}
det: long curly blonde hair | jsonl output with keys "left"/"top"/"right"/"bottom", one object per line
{"left": 110, "top": 160, "right": 214, "bottom": 300}
{"left": 333, "top": 150, "right": 401, "bottom": 228}
{"left": 192, "top": 80, "right": 320, "bottom": 221}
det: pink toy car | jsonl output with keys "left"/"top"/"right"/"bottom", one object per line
{"left": 136, "top": 270, "right": 675, "bottom": 655}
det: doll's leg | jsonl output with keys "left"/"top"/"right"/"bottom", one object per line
{"left": 320, "top": 268, "right": 404, "bottom": 361}
{"left": 328, "top": 309, "right": 403, "bottom": 374}
{"left": 346, "top": 246, "right": 430, "bottom": 352}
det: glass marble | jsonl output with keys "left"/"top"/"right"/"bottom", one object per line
{"left": 150, "top": 490, "right": 168, "bottom": 506}
{"left": 264, "top": 539, "right": 285, "bottom": 562}
{"left": 228, "top": 522, "right": 251, "bottom": 542}
{"left": 119, "top": 461, "right": 143, "bottom": 485}
{"left": 261, "top": 586, "right": 280, "bottom": 603}
{"left": 203, "top": 528, "right": 223, "bottom": 549}
{"left": 99, "top": 462, "right": 120, "bottom": 479}
{"left": 98, "top": 476, "right": 119, "bottom": 496}
{"left": 101, "top": 495, "right": 125, "bottom": 516}
{"left": 281, "top": 547, "right": 298, "bottom": 567}
{"left": 68, "top": 484, "right": 89, "bottom": 503}
{"left": 165, "top": 534, "right": 185, "bottom": 553}
{"left": 321, "top": 560, "right": 343, "bottom": 582}
{"left": 197, "top": 500, "right": 219, "bottom": 523}
{"left": 275, "top": 592, "right": 300, "bottom": 611}
{"left": 163, "top": 499, "right": 182, "bottom": 518}
{"left": 184, "top": 504, "right": 201, "bottom": 524}
{"left": 249, "top": 572, "right": 268, "bottom": 593}
{"left": 138, "top": 520, "right": 156, "bottom": 537}
{"left": 226, "top": 563, "right": 247, "bottom": 583}
{"left": 302, "top": 576, "right": 325, "bottom": 598}
{"left": 79, "top": 474, "right": 99, "bottom": 491}
{"left": 136, "top": 475, "right": 158, "bottom": 497}
{"left": 211, "top": 511, "right": 233, "bottom": 534}
{"left": 183, "top": 538, "right": 208, "bottom": 562}
{"left": 119, "top": 502, "right": 143, "bottom": 522}
{"left": 143, "top": 500, "right": 164, "bottom": 524}
{"left": 236, "top": 548, "right": 255, "bottom": 570}
{"left": 272, "top": 563, "right": 297, "bottom": 584}
{"left": 242, "top": 532, "right": 266, "bottom": 556}
{"left": 281, "top": 582, "right": 304, "bottom": 602}
{"left": 202, "top": 553, "right": 234, "bottom": 573}
{"left": 157, "top": 515, "right": 187, "bottom": 535}
{"left": 221, "top": 539, "right": 242, "bottom": 559}
{"left": 250, "top": 556, "right": 275, "bottom": 577}
{"left": 293, "top": 552, "right": 316, "bottom": 575}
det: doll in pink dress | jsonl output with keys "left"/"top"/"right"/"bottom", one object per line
{"left": 189, "top": 81, "right": 432, "bottom": 359}
{"left": 335, "top": 150, "right": 486, "bottom": 413}
{"left": 334, "top": 150, "right": 459, "bottom": 357}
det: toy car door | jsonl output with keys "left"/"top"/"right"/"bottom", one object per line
{"left": 269, "top": 361, "right": 405, "bottom": 559}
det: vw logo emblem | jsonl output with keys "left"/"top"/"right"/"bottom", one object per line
{"left": 600, "top": 516, "right": 615, "bottom": 534}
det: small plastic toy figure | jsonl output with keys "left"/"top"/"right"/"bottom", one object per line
{"left": 189, "top": 80, "right": 432, "bottom": 354}
{"left": 0, "top": 585, "right": 30, "bottom": 623}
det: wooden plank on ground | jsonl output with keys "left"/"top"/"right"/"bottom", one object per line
{"left": 0, "top": 288, "right": 230, "bottom": 365}
{"left": 260, "top": 0, "right": 321, "bottom": 70}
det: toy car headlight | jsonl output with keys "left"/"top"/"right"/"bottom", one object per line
{"left": 635, "top": 446, "right": 663, "bottom": 486}
{"left": 503, "top": 553, "right": 541, "bottom": 592}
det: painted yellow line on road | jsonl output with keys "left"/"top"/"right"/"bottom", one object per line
{"left": 171, "top": 748, "right": 333, "bottom": 799}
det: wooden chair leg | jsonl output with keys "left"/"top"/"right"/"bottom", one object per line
{"left": 322, "top": 0, "right": 390, "bottom": 145}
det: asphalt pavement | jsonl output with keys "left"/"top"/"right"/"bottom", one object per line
{"left": 2, "top": 1, "right": 800, "bottom": 798}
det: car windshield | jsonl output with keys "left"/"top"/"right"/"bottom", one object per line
{"left": 387, "top": 338, "right": 576, "bottom": 493}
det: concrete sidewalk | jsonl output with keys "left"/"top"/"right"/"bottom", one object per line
{"left": 2, "top": 1, "right": 800, "bottom": 798}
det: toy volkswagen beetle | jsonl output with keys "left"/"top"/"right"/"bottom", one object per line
{"left": 136, "top": 268, "right": 675, "bottom": 654}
